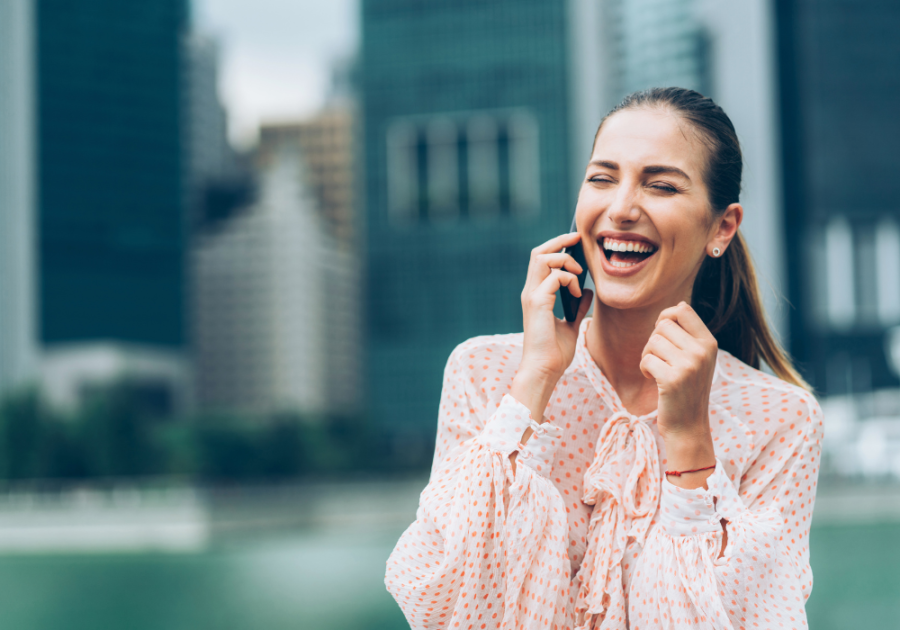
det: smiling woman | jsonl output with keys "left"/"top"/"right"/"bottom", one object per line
{"left": 385, "top": 88, "right": 823, "bottom": 630}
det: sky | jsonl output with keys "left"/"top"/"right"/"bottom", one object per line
{"left": 193, "top": 0, "right": 358, "bottom": 149}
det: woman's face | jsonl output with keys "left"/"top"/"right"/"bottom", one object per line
{"left": 576, "top": 107, "right": 736, "bottom": 312}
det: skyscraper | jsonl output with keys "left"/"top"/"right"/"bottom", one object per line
{"left": 777, "top": 0, "right": 900, "bottom": 393}
{"left": 192, "top": 146, "right": 359, "bottom": 417}
{"left": 0, "top": 0, "right": 39, "bottom": 397}
{"left": 35, "top": 0, "right": 190, "bottom": 409}
{"left": 362, "top": 0, "right": 574, "bottom": 443}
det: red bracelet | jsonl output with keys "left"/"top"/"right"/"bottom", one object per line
{"left": 665, "top": 463, "right": 716, "bottom": 477}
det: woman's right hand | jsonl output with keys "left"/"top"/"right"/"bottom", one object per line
{"left": 509, "top": 232, "right": 593, "bottom": 473}
{"left": 519, "top": 231, "right": 594, "bottom": 381}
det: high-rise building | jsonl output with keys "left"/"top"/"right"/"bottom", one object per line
{"left": 0, "top": 0, "right": 39, "bottom": 397}
{"left": 776, "top": 0, "right": 900, "bottom": 393}
{"left": 34, "top": 0, "right": 191, "bottom": 410}
{"left": 362, "top": 0, "right": 576, "bottom": 441}
{"left": 257, "top": 109, "right": 356, "bottom": 246}
{"left": 192, "top": 146, "right": 360, "bottom": 417}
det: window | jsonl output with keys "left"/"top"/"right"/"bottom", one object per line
{"left": 876, "top": 217, "right": 900, "bottom": 326}
{"left": 825, "top": 216, "right": 855, "bottom": 329}
{"left": 385, "top": 110, "right": 540, "bottom": 226}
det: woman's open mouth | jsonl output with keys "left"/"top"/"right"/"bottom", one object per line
{"left": 599, "top": 237, "right": 658, "bottom": 274}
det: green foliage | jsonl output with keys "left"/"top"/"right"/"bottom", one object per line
{"left": 0, "top": 382, "right": 431, "bottom": 483}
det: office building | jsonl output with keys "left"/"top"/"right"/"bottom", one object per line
{"left": 36, "top": 0, "right": 190, "bottom": 410}
{"left": 257, "top": 108, "right": 356, "bottom": 246}
{"left": 362, "top": 0, "right": 573, "bottom": 438}
{"left": 0, "top": 0, "right": 39, "bottom": 397}
{"left": 192, "top": 146, "right": 360, "bottom": 417}
{"left": 777, "top": 0, "right": 900, "bottom": 393}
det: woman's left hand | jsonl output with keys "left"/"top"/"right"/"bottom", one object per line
{"left": 640, "top": 301, "right": 718, "bottom": 442}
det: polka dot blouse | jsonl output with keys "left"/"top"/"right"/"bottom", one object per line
{"left": 385, "top": 316, "right": 823, "bottom": 629}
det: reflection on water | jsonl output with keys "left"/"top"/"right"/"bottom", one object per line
{"left": 0, "top": 485, "right": 896, "bottom": 630}
{"left": 0, "top": 528, "right": 407, "bottom": 630}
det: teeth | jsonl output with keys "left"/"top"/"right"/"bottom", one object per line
{"left": 610, "top": 259, "right": 637, "bottom": 268}
{"left": 602, "top": 238, "right": 656, "bottom": 254}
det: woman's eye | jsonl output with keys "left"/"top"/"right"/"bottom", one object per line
{"left": 650, "top": 183, "right": 678, "bottom": 194}
{"left": 588, "top": 175, "right": 613, "bottom": 184}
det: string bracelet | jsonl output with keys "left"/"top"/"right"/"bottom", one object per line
{"left": 665, "top": 463, "right": 716, "bottom": 477}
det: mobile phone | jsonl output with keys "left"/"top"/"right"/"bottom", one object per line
{"left": 559, "top": 213, "right": 589, "bottom": 322}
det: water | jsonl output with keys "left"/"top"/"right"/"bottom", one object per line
{"left": 0, "top": 522, "right": 895, "bottom": 629}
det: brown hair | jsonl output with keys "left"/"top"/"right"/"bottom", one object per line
{"left": 595, "top": 87, "right": 810, "bottom": 390}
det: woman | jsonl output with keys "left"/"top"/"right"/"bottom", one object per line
{"left": 385, "top": 88, "right": 823, "bottom": 630}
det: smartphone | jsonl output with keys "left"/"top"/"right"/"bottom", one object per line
{"left": 559, "top": 213, "right": 589, "bottom": 322}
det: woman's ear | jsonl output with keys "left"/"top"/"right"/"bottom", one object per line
{"left": 707, "top": 203, "right": 743, "bottom": 256}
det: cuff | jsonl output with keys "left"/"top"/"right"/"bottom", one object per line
{"left": 659, "top": 458, "right": 743, "bottom": 536}
{"left": 480, "top": 394, "right": 562, "bottom": 477}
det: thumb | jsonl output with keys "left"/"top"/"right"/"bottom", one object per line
{"left": 574, "top": 288, "right": 593, "bottom": 326}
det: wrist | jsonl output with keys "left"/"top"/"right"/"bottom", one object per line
{"left": 510, "top": 366, "right": 559, "bottom": 425}
{"left": 663, "top": 431, "right": 716, "bottom": 489}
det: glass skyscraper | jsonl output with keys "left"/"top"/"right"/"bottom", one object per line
{"left": 37, "top": 0, "right": 188, "bottom": 348}
{"left": 361, "top": 0, "right": 575, "bottom": 448}
{"left": 777, "top": 0, "right": 900, "bottom": 393}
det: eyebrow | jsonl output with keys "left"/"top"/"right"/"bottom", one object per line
{"left": 589, "top": 160, "right": 692, "bottom": 182}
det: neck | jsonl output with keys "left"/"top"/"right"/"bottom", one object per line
{"left": 586, "top": 299, "right": 674, "bottom": 415}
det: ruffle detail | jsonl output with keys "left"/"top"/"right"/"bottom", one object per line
{"left": 573, "top": 411, "right": 660, "bottom": 630}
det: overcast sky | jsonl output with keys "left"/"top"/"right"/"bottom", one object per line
{"left": 194, "top": 0, "right": 358, "bottom": 148}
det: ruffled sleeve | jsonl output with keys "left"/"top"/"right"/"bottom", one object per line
{"left": 628, "top": 396, "right": 824, "bottom": 630}
{"left": 385, "top": 342, "right": 574, "bottom": 629}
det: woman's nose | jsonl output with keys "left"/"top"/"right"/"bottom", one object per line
{"left": 606, "top": 185, "right": 642, "bottom": 225}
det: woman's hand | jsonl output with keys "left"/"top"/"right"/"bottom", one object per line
{"left": 519, "top": 231, "right": 594, "bottom": 381}
{"left": 640, "top": 301, "right": 718, "bottom": 487}
{"left": 509, "top": 232, "right": 593, "bottom": 474}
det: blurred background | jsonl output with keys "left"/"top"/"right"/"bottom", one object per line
{"left": 0, "top": 0, "right": 898, "bottom": 628}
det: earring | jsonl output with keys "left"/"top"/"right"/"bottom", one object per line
{"left": 712, "top": 247, "right": 721, "bottom": 257}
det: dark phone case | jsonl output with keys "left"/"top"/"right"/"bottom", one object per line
{"left": 559, "top": 216, "right": 589, "bottom": 322}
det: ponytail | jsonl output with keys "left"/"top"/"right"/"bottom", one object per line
{"left": 692, "top": 231, "right": 811, "bottom": 390}
{"left": 599, "top": 87, "right": 811, "bottom": 391}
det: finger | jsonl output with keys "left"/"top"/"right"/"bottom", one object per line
{"left": 640, "top": 353, "right": 670, "bottom": 381}
{"left": 657, "top": 301, "right": 714, "bottom": 341}
{"left": 537, "top": 268, "right": 581, "bottom": 299}
{"left": 641, "top": 333, "right": 680, "bottom": 366}
{"left": 535, "top": 252, "right": 584, "bottom": 276}
{"left": 530, "top": 232, "right": 582, "bottom": 258}
{"left": 652, "top": 317, "right": 697, "bottom": 352}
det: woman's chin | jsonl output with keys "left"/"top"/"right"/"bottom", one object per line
{"left": 592, "top": 284, "right": 656, "bottom": 312}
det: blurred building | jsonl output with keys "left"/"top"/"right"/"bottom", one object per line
{"left": 184, "top": 31, "right": 248, "bottom": 232}
{"left": 30, "top": 0, "right": 191, "bottom": 410}
{"left": 192, "top": 146, "right": 361, "bottom": 418}
{"left": 257, "top": 109, "right": 356, "bottom": 246}
{"left": 777, "top": 0, "right": 900, "bottom": 393}
{"left": 0, "top": 0, "right": 39, "bottom": 397}
{"left": 361, "top": 0, "right": 574, "bottom": 441}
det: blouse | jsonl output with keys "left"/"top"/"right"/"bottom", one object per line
{"left": 385, "top": 316, "right": 824, "bottom": 630}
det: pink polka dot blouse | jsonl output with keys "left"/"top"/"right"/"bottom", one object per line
{"left": 385, "top": 316, "right": 823, "bottom": 629}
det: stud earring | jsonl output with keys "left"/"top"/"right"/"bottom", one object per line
{"left": 712, "top": 247, "right": 721, "bottom": 257}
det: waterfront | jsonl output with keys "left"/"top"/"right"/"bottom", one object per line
{"left": 0, "top": 481, "right": 896, "bottom": 630}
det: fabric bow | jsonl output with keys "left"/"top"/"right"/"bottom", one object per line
{"left": 573, "top": 411, "right": 661, "bottom": 630}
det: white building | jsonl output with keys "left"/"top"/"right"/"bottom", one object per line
{"left": 0, "top": 0, "right": 39, "bottom": 398}
{"left": 192, "top": 146, "right": 361, "bottom": 417}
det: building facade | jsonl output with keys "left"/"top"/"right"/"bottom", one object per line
{"left": 33, "top": 0, "right": 191, "bottom": 410}
{"left": 361, "top": 0, "right": 575, "bottom": 443}
{"left": 192, "top": 146, "right": 361, "bottom": 417}
{"left": 777, "top": 0, "right": 900, "bottom": 393}
{"left": 0, "top": 0, "right": 39, "bottom": 397}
